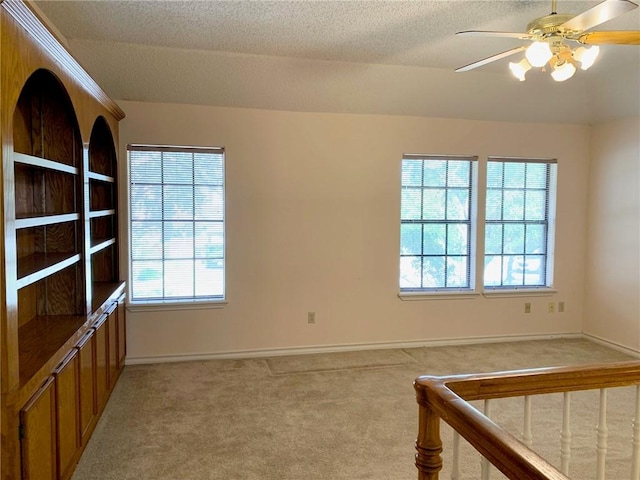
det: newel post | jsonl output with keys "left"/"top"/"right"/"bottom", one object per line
{"left": 415, "top": 383, "right": 443, "bottom": 480}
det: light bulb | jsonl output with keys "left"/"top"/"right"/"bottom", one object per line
{"left": 551, "top": 61, "right": 576, "bottom": 82}
{"left": 508, "top": 58, "right": 531, "bottom": 81}
{"left": 525, "top": 41, "right": 553, "bottom": 67}
{"left": 573, "top": 46, "right": 600, "bottom": 70}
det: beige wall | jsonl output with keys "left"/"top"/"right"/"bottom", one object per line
{"left": 584, "top": 118, "right": 640, "bottom": 352}
{"left": 118, "top": 101, "right": 591, "bottom": 361}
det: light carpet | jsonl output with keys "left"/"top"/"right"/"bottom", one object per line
{"left": 266, "top": 348, "right": 417, "bottom": 375}
{"left": 71, "top": 338, "right": 637, "bottom": 480}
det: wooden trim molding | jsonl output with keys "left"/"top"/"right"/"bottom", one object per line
{"left": 1, "top": 0, "right": 125, "bottom": 120}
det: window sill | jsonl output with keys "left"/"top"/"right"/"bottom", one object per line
{"left": 127, "top": 300, "right": 228, "bottom": 312}
{"left": 482, "top": 288, "right": 557, "bottom": 298}
{"left": 398, "top": 291, "right": 480, "bottom": 301}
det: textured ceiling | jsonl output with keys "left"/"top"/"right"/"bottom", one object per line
{"left": 35, "top": 0, "right": 640, "bottom": 69}
{"left": 33, "top": 0, "right": 640, "bottom": 124}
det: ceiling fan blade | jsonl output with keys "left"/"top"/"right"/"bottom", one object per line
{"left": 560, "top": 0, "right": 638, "bottom": 33}
{"left": 578, "top": 30, "right": 640, "bottom": 44}
{"left": 456, "top": 30, "right": 534, "bottom": 40}
{"left": 455, "top": 46, "right": 527, "bottom": 72}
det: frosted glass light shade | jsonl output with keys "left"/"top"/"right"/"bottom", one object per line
{"left": 551, "top": 61, "right": 576, "bottom": 81}
{"left": 525, "top": 41, "right": 553, "bottom": 67}
{"left": 573, "top": 46, "right": 600, "bottom": 70}
{"left": 509, "top": 58, "right": 531, "bottom": 81}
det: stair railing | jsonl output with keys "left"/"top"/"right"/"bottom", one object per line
{"left": 414, "top": 361, "right": 640, "bottom": 480}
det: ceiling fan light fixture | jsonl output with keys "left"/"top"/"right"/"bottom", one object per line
{"left": 455, "top": 0, "right": 640, "bottom": 82}
{"left": 573, "top": 45, "right": 600, "bottom": 70}
{"left": 509, "top": 58, "right": 532, "bottom": 81}
{"left": 525, "top": 41, "right": 553, "bottom": 67}
{"left": 551, "top": 60, "right": 576, "bottom": 81}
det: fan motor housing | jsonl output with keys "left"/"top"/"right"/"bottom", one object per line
{"left": 527, "top": 13, "right": 576, "bottom": 36}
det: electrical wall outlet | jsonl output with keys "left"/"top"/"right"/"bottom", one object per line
{"left": 548, "top": 302, "right": 555, "bottom": 313}
{"left": 308, "top": 312, "right": 316, "bottom": 324}
{"left": 524, "top": 302, "right": 531, "bottom": 313}
{"left": 558, "top": 301, "right": 565, "bottom": 313}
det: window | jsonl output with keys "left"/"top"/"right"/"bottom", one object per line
{"left": 484, "top": 158, "right": 557, "bottom": 289}
{"left": 400, "top": 155, "right": 476, "bottom": 291}
{"left": 128, "top": 145, "right": 225, "bottom": 303}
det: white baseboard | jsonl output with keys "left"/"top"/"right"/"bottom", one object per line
{"left": 125, "top": 332, "right": 583, "bottom": 365}
{"left": 581, "top": 333, "right": 640, "bottom": 358}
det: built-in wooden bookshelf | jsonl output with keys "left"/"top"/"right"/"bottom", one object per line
{"left": 1, "top": 2, "right": 127, "bottom": 479}
{"left": 13, "top": 69, "right": 86, "bottom": 388}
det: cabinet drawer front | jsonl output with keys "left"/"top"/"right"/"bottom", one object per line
{"left": 77, "top": 329, "right": 97, "bottom": 442}
{"left": 54, "top": 350, "right": 81, "bottom": 480}
{"left": 94, "top": 315, "right": 109, "bottom": 409}
{"left": 20, "top": 377, "right": 57, "bottom": 480}
{"left": 108, "top": 308, "right": 118, "bottom": 386}
{"left": 117, "top": 296, "right": 126, "bottom": 368}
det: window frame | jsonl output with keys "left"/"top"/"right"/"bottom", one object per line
{"left": 399, "top": 154, "right": 478, "bottom": 295}
{"left": 127, "top": 144, "right": 227, "bottom": 307}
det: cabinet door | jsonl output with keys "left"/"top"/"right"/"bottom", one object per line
{"left": 20, "top": 377, "right": 57, "bottom": 480}
{"left": 107, "top": 305, "right": 118, "bottom": 388}
{"left": 94, "top": 314, "right": 109, "bottom": 411}
{"left": 53, "top": 350, "right": 80, "bottom": 480}
{"left": 76, "top": 330, "right": 96, "bottom": 445}
{"left": 117, "top": 295, "right": 126, "bottom": 370}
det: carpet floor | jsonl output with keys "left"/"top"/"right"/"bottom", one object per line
{"left": 71, "top": 338, "right": 637, "bottom": 480}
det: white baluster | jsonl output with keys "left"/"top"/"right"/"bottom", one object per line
{"left": 481, "top": 399, "right": 492, "bottom": 480}
{"left": 560, "top": 391, "right": 572, "bottom": 476}
{"left": 451, "top": 431, "right": 460, "bottom": 480}
{"left": 522, "top": 395, "right": 533, "bottom": 447}
{"left": 596, "top": 388, "right": 608, "bottom": 480}
{"left": 631, "top": 385, "right": 640, "bottom": 480}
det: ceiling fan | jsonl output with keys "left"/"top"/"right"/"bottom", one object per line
{"left": 456, "top": 0, "right": 640, "bottom": 81}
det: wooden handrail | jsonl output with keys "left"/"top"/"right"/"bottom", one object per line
{"left": 414, "top": 361, "right": 640, "bottom": 480}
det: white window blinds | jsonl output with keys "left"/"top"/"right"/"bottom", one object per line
{"left": 484, "top": 157, "right": 557, "bottom": 289}
{"left": 128, "top": 145, "right": 225, "bottom": 302}
{"left": 400, "top": 155, "right": 476, "bottom": 291}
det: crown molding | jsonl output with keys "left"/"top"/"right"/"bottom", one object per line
{"left": 1, "top": 0, "right": 125, "bottom": 120}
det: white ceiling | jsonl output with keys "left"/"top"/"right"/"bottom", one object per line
{"left": 34, "top": 0, "right": 640, "bottom": 124}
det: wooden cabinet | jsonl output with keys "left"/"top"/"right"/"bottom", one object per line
{"left": 1, "top": 2, "right": 126, "bottom": 479}
{"left": 117, "top": 295, "right": 127, "bottom": 369}
{"left": 107, "top": 305, "right": 119, "bottom": 389}
{"left": 53, "top": 351, "right": 80, "bottom": 480}
{"left": 76, "top": 330, "right": 97, "bottom": 445}
{"left": 94, "top": 314, "right": 109, "bottom": 412}
{"left": 20, "top": 378, "right": 57, "bottom": 480}
{"left": 94, "top": 301, "right": 122, "bottom": 413}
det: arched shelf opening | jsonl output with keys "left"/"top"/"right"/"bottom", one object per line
{"left": 89, "top": 116, "right": 116, "bottom": 176}
{"left": 13, "top": 68, "right": 82, "bottom": 166}
{"left": 88, "top": 116, "right": 120, "bottom": 309}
